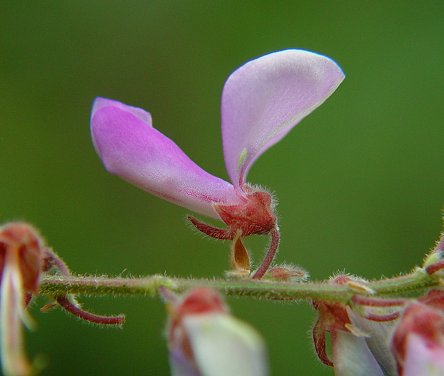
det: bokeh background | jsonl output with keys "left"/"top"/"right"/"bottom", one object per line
{"left": 1, "top": 1, "right": 444, "bottom": 375}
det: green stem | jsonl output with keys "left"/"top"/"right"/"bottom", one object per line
{"left": 39, "top": 267, "right": 441, "bottom": 303}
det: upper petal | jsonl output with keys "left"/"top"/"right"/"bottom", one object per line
{"left": 91, "top": 98, "right": 241, "bottom": 219}
{"left": 221, "top": 49, "right": 345, "bottom": 188}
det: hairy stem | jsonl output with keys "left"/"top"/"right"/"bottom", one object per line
{"left": 38, "top": 267, "right": 440, "bottom": 304}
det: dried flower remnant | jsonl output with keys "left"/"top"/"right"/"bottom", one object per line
{"left": 161, "top": 287, "right": 268, "bottom": 376}
{"left": 0, "top": 222, "right": 44, "bottom": 376}
{"left": 91, "top": 49, "right": 344, "bottom": 278}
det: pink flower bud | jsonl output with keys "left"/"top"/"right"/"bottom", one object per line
{"left": 163, "top": 288, "right": 268, "bottom": 376}
{"left": 391, "top": 289, "right": 444, "bottom": 375}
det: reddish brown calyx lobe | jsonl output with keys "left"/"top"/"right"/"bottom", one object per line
{"left": 312, "top": 299, "right": 351, "bottom": 367}
{"left": 187, "top": 216, "right": 233, "bottom": 240}
{"left": 215, "top": 190, "right": 275, "bottom": 236}
{"left": 175, "top": 288, "right": 227, "bottom": 317}
{"left": 188, "top": 189, "right": 278, "bottom": 279}
{"left": 0, "top": 222, "right": 43, "bottom": 293}
{"left": 312, "top": 276, "right": 353, "bottom": 367}
{"left": 188, "top": 189, "right": 275, "bottom": 239}
{"left": 419, "top": 288, "right": 444, "bottom": 310}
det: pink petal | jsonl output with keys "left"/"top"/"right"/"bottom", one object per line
{"left": 91, "top": 98, "right": 242, "bottom": 219}
{"left": 92, "top": 97, "right": 153, "bottom": 126}
{"left": 333, "top": 331, "right": 384, "bottom": 376}
{"left": 183, "top": 313, "right": 268, "bottom": 376}
{"left": 169, "top": 348, "right": 200, "bottom": 376}
{"left": 221, "top": 49, "right": 345, "bottom": 188}
{"left": 403, "top": 334, "right": 444, "bottom": 376}
{"left": 347, "top": 308, "right": 397, "bottom": 375}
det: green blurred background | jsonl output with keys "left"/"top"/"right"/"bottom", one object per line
{"left": 1, "top": 1, "right": 443, "bottom": 375}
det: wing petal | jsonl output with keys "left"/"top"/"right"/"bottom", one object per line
{"left": 91, "top": 98, "right": 241, "bottom": 218}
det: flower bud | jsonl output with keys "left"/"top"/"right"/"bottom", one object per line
{"left": 265, "top": 264, "right": 308, "bottom": 282}
{"left": 163, "top": 287, "right": 268, "bottom": 376}
{"left": 391, "top": 289, "right": 444, "bottom": 375}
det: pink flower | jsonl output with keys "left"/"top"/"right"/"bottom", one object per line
{"left": 161, "top": 287, "right": 268, "bottom": 376}
{"left": 91, "top": 50, "right": 344, "bottom": 278}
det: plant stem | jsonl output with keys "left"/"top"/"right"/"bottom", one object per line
{"left": 38, "top": 267, "right": 440, "bottom": 304}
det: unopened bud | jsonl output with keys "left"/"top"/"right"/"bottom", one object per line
{"left": 164, "top": 287, "right": 268, "bottom": 376}
{"left": 265, "top": 264, "right": 309, "bottom": 282}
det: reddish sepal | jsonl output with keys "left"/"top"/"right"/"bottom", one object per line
{"left": 187, "top": 216, "right": 234, "bottom": 240}
{"left": 214, "top": 190, "right": 275, "bottom": 236}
